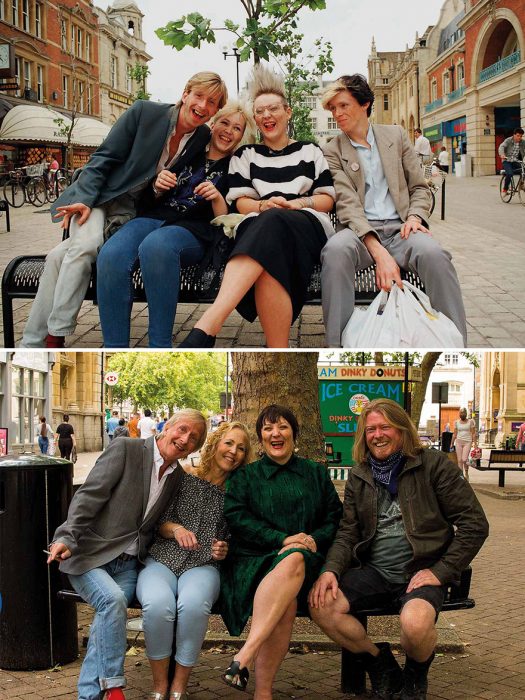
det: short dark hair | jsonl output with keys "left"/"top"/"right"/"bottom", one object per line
{"left": 415, "top": 127, "right": 422, "bottom": 135}
{"left": 63, "top": 414, "right": 69, "bottom": 422}
{"left": 513, "top": 127, "right": 524, "bottom": 136}
{"left": 255, "top": 404, "right": 299, "bottom": 441}
{"left": 118, "top": 418, "right": 126, "bottom": 426}
{"left": 144, "top": 409, "right": 152, "bottom": 417}
{"left": 112, "top": 410, "right": 118, "bottom": 415}
{"left": 336, "top": 74, "right": 375, "bottom": 117}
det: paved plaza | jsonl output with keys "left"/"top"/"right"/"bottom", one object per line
{"left": 1, "top": 175, "right": 524, "bottom": 348}
{"left": 1, "top": 483, "right": 524, "bottom": 700}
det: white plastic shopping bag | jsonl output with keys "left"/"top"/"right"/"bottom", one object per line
{"left": 396, "top": 282, "right": 464, "bottom": 347}
{"left": 47, "top": 436, "right": 56, "bottom": 456}
{"left": 341, "top": 287, "right": 401, "bottom": 347}
{"left": 341, "top": 281, "right": 464, "bottom": 348}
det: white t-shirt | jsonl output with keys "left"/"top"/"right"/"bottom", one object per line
{"left": 415, "top": 134, "right": 432, "bottom": 158}
{"left": 455, "top": 419, "right": 474, "bottom": 442}
{"left": 138, "top": 416, "right": 156, "bottom": 439}
{"left": 438, "top": 150, "right": 449, "bottom": 166}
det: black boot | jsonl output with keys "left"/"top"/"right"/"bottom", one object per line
{"left": 364, "top": 642, "right": 404, "bottom": 700}
{"left": 396, "top": 652, "right": 435, "bottom": 700}
{"left": 177, "top": 328, "right": 216, "bottom": 348}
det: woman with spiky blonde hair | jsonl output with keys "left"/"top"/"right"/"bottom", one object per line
{"left": 179, "top": 64, "right": 336, "bottom": 349}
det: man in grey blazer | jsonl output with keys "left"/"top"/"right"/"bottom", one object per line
{"left": 320, "top": 74, "right": 467, "bottom": 347}
{"left": 47, "top": 409, "right": 207, "bottom": 700}
{"left": 20, "top": 71, "right": 227, "bottom": 349}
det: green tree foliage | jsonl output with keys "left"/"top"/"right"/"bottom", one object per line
{"left": 128, "top": 63, "right": 151, "bottom": 101}
{"left": 156, "top": 2, "right": 327, "bottom": 64}
{"left": 106, "top": 352, "right": 226, "bottom": 414}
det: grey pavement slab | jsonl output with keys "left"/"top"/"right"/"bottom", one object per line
{"left": 1, "top": 175, "right": 524, "bottom": 348}
{"left": 1, "top": 492, "right": 523, "bottom": 699}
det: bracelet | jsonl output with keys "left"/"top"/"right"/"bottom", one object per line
{"left": 259, "top": 199, "right": 266, "bottom": 212}
{"left": 171, "top": 525, "right": 184, "bottom": 537}
{"left": 303, "top": 196, "right": 314, "bottom": 209}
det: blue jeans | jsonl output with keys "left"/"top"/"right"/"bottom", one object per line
{"left": 97, "top": 218, "right": 205, "bottom": 347}
{"left": 136, "top": 558, "right": 220, "bottom": 666}
{"left": 68, "top": 556, "right": 138, "bottom": 700}
{"left": 502, "top": 160, "right": 522, "bottom": 190}
{"left": 38, "top": 435, "right": 48, "bottom": 454}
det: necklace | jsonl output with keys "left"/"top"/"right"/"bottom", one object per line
{"left": 205, "top": 157, "right": 218, "bottom": 170}
{"left": 267, "top": 138, "right": 292, "bottom": 155}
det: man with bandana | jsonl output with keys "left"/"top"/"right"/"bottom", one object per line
{"left": 309, "top": 399, "right": 488, "bottom": 700}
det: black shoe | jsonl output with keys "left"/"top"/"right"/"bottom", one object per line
{"left": 222, "top": 659, "right": 249, "bottom": 691}
{"left": 177, "top": 328, "right": 216, "bottom": 348}
{"left": 395, "top": 652, "right": 435, "bottom": 700}
{"left": 365, "top": 642, "right": 404, "bottom": 699}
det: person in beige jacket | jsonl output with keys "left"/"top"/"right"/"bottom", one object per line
{"left": 319, "top": 74, "right": 467, "bottom": 347}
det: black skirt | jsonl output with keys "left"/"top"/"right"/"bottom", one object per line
{"left": 230, "top": 209, "right": 327, "bottom": 322}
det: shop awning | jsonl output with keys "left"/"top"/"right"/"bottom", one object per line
{"left": 0, "top": 105, "right": 110, "bottom": 147}
{"left": 71, "top": 117, "right": 111, "bottom": 147}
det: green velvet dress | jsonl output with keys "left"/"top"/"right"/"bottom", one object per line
{"left": 220, "top": 454, "right": 343, "bottom": 636}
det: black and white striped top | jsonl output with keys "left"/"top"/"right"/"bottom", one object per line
{"left": 227, "top": 141, "right": 336, "bottom": 235}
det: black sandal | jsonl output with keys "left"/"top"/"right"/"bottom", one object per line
{"left": 222, "top": 659, "right": 249, "bottom": 691}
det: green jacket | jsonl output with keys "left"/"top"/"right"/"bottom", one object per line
{"left": 324, "top": 449, "right": 489, "bottom": 585}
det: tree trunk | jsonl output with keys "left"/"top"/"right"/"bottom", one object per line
{"left": 231, "top": 352, "right": 325, "bottom": 462}
{"left": 410, "top": 352, "right": 442, "bottom": 427}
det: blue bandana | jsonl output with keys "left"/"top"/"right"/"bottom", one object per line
{"left": 368, "top": 450, "right": 405, "bottom": 495}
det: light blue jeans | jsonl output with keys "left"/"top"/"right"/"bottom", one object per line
{"left": 38, "top": 435, "right": 48, "bottom": 454}
{"left": 68, "top": 556, "right": 138, "bottom": 700}
{"left": 97, "top": 217, "right": 205, "bottom": 347}
{"left": 136, "top": 558, "right": 220, "bottom": 666}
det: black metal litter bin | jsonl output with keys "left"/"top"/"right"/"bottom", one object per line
{"left": 0, "top": 453, "right": 78, "bottom": 670}
{"left": 441, "top": 431, "right": 453, "bottom": 453}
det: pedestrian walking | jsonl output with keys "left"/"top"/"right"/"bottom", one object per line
{"left": 113, "top": 419, "right": 129, "bottom": 440}
{"left": 55, "top": 414, "right": 76, "bottom": 460}
{"left": 106, "top": 410, "right": 120, "bottom": 441}
{"left": 36, "top": 416, "right": 53, "bottom": 454}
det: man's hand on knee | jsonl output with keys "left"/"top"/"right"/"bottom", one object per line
{"left": 308, "top": 571, "right": 339, "bottom": 608}
{"left": 54, "top": 203, "right": 92, "bottom": 229}
{"left": 400, "top": 216, "right": 430, "bottom": 240}
{"left": 406, "top": 568, "right": 441, "bottom": 593}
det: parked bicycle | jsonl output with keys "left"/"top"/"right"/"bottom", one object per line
{"left": 499, "top": 161, "right": 525, "bottom": 205}
{"left": 422, "top": 163, "right": 446, "bottom": 217}
{"left": 2, "top": 164, "right": 48, "bottom": 208}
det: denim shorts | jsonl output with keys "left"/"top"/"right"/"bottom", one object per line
{"left": 339, "top": 564, "right": 446, "bottom": 620}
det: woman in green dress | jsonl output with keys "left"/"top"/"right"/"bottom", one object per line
{"left": 220, "top": 404, "right": 342, "bottom": 698}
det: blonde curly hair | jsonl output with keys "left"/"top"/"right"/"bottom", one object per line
{"left": 196, "top": 421, "right": 252, "bottom": 478}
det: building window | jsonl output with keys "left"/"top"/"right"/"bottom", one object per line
{"left": 383, "top": 94, "right": 389, "bottom": 111}
{"left": 37, "top": 64, "right": 43, "bottom": 102}
{"left": 22, "top": 0, "right": 29, "bottom": 31}
{"left": 76, "top": 27, "right": 82, "bottom": 58}
{"left": 85, "top": 33, "right": 91, "bottom": 62}
{"left": 23, "top": 59, "right": 31, "bottom": 92}
{"left": 449, "top": 382, "right": 461, "bottom": 393}
{"left": 87, "top": 82, "right": 92, "bottom": 114}
{"left": 382, "top": 78, "right": 388, "bottom": 84}
{"left": 457, "top": 62, "right": 465, "bottom": 88}
{"left": 126, "top": 63, "right": 132, "bottom": 93}
{"left": 63, "top": 74, "right": 68, "bottom": 107}
{"left": 302, "top": 96, "right": 316, "bottom": 109}
{"left": 110, "top": 56, "right": 117, "bottom": 88}
{"left": 328, "top": 116, "right": 338, "bottom": 130}
{"left": 35, "top": 2, "right": 41, "bottom": 37}
{"left": 11, "top": 368, "right": 45, "bottom": 445}
{"left": 70, "top": 22, "right": 75, "bottom": 54}
{"left": 431, "top": 78, "right": 437, "bottom": 101}
{"left": 443, "top": 71, "right": 450, "bottom": 95}
{"left": 15, "top": 56, "right": 20, "bottom": 96}
{"left": 409, "top": 80, "right": 414, "bottom": 97}
{"left": 61, "top": 19, "right": 67, "bottom": 50}
{"left": 310, "top": 117, "right": 317, "bottom": 130}
{"left": 443, "top": 353, "right": 459, "bottom": 366}
{"left": 12, "top": 0, "right": 19, "bottom": 27}
{"left": 0, "top": 1, "right": 4, "bottom": 20}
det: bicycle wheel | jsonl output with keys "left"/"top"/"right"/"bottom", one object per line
{"left": 26, "top": 177, "right": 47, "bottom": 207}
{"left": 499, "top": 175, "right": 513, "bottom": 202}
{"left": 3, "top": 180, "right": 26, "bottom": 207}
{"left": 429, "top": 189, "right": 436, "bottom": 217}
{"left": 518, "top": 177, "right": 525, "bottom": 207}
{"left": 56, "top": 174, "right": 68, "bottom": 195}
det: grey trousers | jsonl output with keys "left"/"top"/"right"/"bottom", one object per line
{"left": 321, "top": 219, "right": 468, "bottom": 347}
{"left": 20, "top": 208, "right": 105, "bottom": 347}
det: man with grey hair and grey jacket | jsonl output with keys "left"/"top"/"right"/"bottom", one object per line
{"left": 309, "top": 399, "right": 488, "bottom": 700}
{"left": 47, "top": 410, "right": 207, "bottom": 700}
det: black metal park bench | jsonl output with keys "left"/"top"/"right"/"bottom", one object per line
{"left": 58, "top": 567, "right": 474, "bottom": 695}
{"left": 474, "top": 449, "right": 525, "bottom": 487}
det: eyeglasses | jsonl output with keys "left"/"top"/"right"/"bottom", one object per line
{"left": 254, "top": 104, "right": 284, "bottom": 117}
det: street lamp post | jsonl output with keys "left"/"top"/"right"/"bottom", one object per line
{"left": 222, "top": 45, "right": 240, "bottom": 94}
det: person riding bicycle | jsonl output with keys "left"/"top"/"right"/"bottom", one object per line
{"left": 499, "top": 127, "right": 524, "bottom": 195}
